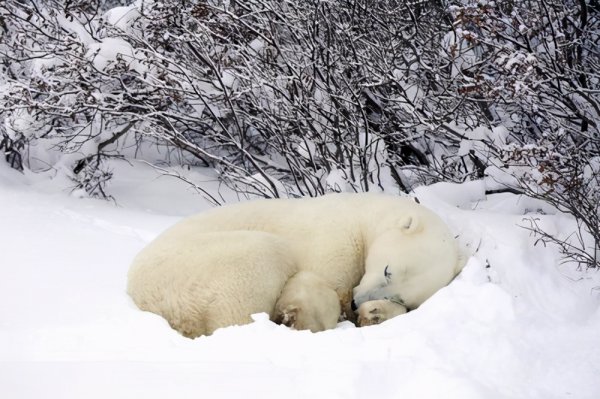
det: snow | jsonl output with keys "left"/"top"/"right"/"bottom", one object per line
{"left": 86, "top": 37, "right": 140, "bottom": 73}
{"left": 249, "top": 38, "right": 265, "bottom": 53}
{"left": 104, "top": 5, "right": 141, "bottom": 31}
{"left": 1, "top": 162, "right": 600, "bottom": 399}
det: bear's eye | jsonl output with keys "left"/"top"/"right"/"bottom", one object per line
{"left": 384, "top": 265, "right": 392, "bottom": 280}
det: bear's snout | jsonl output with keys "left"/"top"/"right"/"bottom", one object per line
{"left": 351, "top": 299, "right": 358, "bottom": 312}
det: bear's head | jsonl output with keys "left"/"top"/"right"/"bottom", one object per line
{"left": 352, "top": 214, "right": 458, "bottom": 314}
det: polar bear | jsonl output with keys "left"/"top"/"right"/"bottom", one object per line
{"left": 127, "top": 193, "right": 462, "bottom": 338}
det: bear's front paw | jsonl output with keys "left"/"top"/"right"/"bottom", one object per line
{"left": 356, "top": 300, "right": 407, "bottom": 327}
{"left": 356, "top": 303, "right": 385, "bottom": 327}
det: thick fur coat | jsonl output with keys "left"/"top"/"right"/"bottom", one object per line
{"left": 127, "top": 193, "right": 461, "bottom": 337}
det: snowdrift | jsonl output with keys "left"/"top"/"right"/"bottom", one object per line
{"left": 1, "top": 162, "right": 599, "bottom": 399}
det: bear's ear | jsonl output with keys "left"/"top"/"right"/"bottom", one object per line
{"left": 397, "top": 215, "right": 422, "bottom": 234}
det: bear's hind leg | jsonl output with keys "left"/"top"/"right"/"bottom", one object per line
{"left": 128, "top": 230, "right": 297, "bottom": 338}
{"left": 273, "top": 271, "right": 341, "bottom": 333}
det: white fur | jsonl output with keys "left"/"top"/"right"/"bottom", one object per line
{"left": 274, "top": 271, "right": 341, "bottom": 332}
{"left": 352, "top": 205, "right": 462, "bottom": 311}
{"left": 127, "top": 193, "right": 461, "bottom": 337}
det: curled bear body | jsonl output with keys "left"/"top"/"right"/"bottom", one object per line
{"left": 127, "top": 193, "right": 461, "bottom": 337}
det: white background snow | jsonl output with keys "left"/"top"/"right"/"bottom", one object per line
{"left": 1, "top": 160, "right": 599, "bottom": 399}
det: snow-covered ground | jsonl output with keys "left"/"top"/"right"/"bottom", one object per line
{"left": 1, "top": 161, "right": 599, "bottom": 399}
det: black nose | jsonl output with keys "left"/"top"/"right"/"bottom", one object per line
{"left": 351, "top": 300, "right": 357, "bottom": 312}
